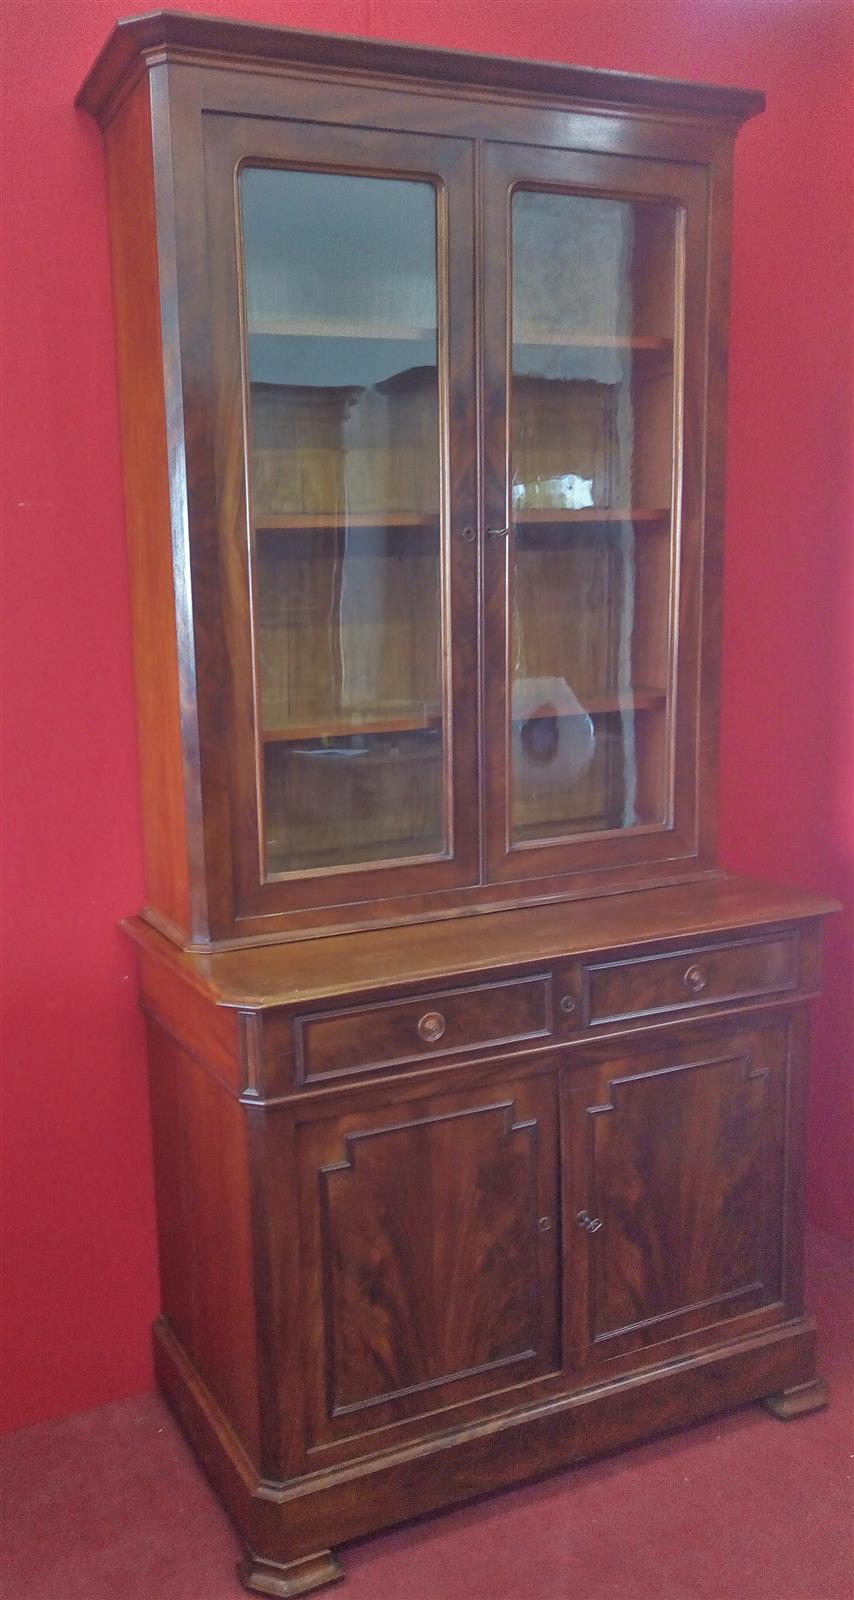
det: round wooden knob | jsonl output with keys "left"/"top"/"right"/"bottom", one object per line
{"left": 684, "top": 962, "right": 709, "bottom": 994}
{"left": 560, "top": 994, "right": 576, "bottom": 1015}
{"left": 417, "top": 1011, "right": 446, "bottom": 1043}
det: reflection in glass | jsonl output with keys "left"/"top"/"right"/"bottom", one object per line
{"left": 240, "top": 168, "right": 446, "bottom": 875}
{"left": 509, "top": 190, "right": 679, "bottom": 843}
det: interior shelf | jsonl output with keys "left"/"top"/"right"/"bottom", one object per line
{"left": 256, "top": 512, "right": 436, "bottom": 531}
{"left": 513, "top": 328, "right": 672, "bottom": 352}
{"left": 262, "top": 689, "right": 665, "bottom": 745}
{"left": 248, "top": 321, "right": 671, "bottom": 352}
{"left": 514, "top": 690, "right": 666, "bottom": 718}
{"left": 248, "top": 316, "right": 435, "bottom": 342}
{"left": 255, "top": 509, "right": 668, "bottom": 532}
{"left": 263, "top": 707, "right": 442, "bottom": 743}
{"left": 515, "top": 507, "right": 670, "bottom": 525}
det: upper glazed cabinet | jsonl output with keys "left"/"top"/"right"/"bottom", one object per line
{"left": 81, "top": 15, "right": 762, "bottom": 947}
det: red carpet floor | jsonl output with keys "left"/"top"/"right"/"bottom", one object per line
{"left": 2, "top": 1227, "right": 852, "bottom": 1600}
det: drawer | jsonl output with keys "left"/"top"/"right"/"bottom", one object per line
{"left": 584, "top": 932, "right": 799, "bottom": 1026}
{"left": 295, "top": 974, "right": 552, "bottom": 1084}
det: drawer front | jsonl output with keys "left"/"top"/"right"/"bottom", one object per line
{"left": 585, "top": 933, "right": 799, "bottom": 1026}
{"left": 296, "top": 974, "right": 552, "bottom": 1084}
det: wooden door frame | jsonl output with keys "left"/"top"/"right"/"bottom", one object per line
{"left": 480, "top": 141, "right": 715, "bottom": 887}
{"left": 194, "top": 110, "right": 481, "bottom": 925}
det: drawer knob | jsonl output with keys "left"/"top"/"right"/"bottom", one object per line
{"left": 684, "top": 962, "right": 710, "bottom": 994}
{"left": 538, "top": 1215, "right": 552, "bottom": 1233}
{"left": 576, "top": 1210, "right": 603, "bottom": 1234}
{"left": 560, "top": 994, "right": 576, "bottom": 1016}
{"left": 417, "top": 1010, "right": 446, "bottom": 1044}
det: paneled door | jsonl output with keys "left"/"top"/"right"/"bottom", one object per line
{"left": 202, "top": 117, "right": 479, "bottom": 920}
{"left": 563, "top": 1026, "right": 789, "bottom": 1368}
{"left": 296, "top": 1073, "right": 561, "bottom": 1453}
{"left": 481, "top": 143, "right": 711, "bottom": 886}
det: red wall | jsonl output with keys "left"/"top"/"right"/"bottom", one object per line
{"left": 1, "top": 0, "right": 851, "bottom": 1435}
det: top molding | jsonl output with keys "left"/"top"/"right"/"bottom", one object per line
{"left": 77, "top": 9, "right": 766, "bottom": 127}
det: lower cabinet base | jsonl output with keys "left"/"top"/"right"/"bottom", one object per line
{"left": 153, "top": 1312, "right": 820, "bottom": 1595}
{"left": 237, "top": 1550, "right": 344, "bottom": 1598}
{"left": 761, "top": 1376, "right": 829, "bottom": 1419}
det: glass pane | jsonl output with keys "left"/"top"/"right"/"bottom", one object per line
{"left": 509, "top": 190, "right": 678, "bottom": 843}
{"left": 240, "top": 168, "right": 446, "bottom": 876}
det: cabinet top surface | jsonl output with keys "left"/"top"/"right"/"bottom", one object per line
{"left": 125, "top": 875, "right": 838, "bottom": 1010}
{"left": 77, "top": 9, "right": 765, "bottom": 126}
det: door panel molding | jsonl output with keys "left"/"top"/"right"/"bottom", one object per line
{"left": 565, "top": 1028, "right": 787, "bottom": 1367}
{"left": 299, "top": 1076, "right": 561, "bottom": 1449}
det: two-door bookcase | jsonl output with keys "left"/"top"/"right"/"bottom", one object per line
{"left": 79, "top": 14, "right": 837, "bottom": 1595}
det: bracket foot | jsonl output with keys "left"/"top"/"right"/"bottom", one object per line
{"left": 238, "top": 1548, "right": 344, "bottom": 1597}
{"left": 762, "top": 1377, "right": 828, "bottom": 1420}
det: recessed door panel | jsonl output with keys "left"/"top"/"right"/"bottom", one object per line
{"left": 565, "top": 1026, "right": 788, "bottom": 1366}
{"left": 298, "top": 1075, "right": 561, "bottom": 1446}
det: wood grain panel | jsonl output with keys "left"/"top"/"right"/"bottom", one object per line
{"left": 135, "top": 937, "right": 241, "bottom": 1089}
{"left": 566, "top": 1026, "right": 787, "bottom": 1365}
{"left": 146, "top": 1020, "right": 261, "bottom": 1458}
{"left": 103, "top": 81, "right": 194, "bottom": 940}
{"left": 298, "top": 1077, "right": 560, "bottom": 1444}
{"left": 325, "top": 1108, "right": 537, "bottom": 1411}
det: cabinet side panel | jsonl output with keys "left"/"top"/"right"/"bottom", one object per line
{"left": 146, "top": 1018, "right": 261, "bottom": 1460}
{"left": 696, "top": 138, "right": 735, "bottom": 863}
{"left": 104, "top": 81, "right": 191, "bottom": 938}
{"left": 136, "top": 942, "right": 242, "bottom": 1090}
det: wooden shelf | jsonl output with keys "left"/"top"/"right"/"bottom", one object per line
{"left": 256, "top": 510, "right": 667, "bottom": 532}
{"left": 513, "top": 328, "right": 672, "bottom": 352}
{"left": 516, "top": 507, "right": 669, "bottom": 525}
{"left": 263, "top": 691, "right": 664, "bottom": 744}
{"left": 513, "top": 689, "right": 666, "bottom": 718}
{"left": 267, "top": 832, "right": 445, "bottom": 873}
{"left": 263, "top": 707, "right": 442, "bottom": 743}
{"left": 248, "top": 316, "right": 435, "bottom": 342}
{"left": 256, "top": 512, "right": 436, "bottom": 531}
{"left": 247, "top": 321, "right": 671, "bottom": 349}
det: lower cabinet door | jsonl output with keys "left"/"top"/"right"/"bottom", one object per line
{"left": 565, "top": 1024, "right": 788, "bottom": 1367}
{"left": 297, "top": 1072, "right": 561, "bottom": 1448}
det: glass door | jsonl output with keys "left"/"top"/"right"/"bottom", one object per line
{"left": 482, "top": 144, "right": 708, "bottom": 885}
{"left": 203, "top": 119, "right": 478, "bottom": 919}
{"left": 243, "top": 168, "right": 447, "bottom": 877}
